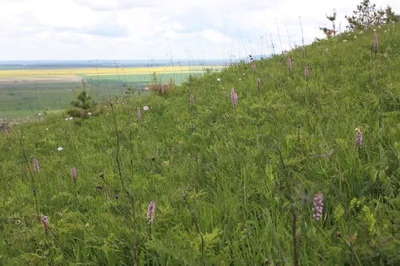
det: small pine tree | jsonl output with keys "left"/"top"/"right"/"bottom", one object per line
{"left": 70, "top": 81, "right": 97, "bottom": 112}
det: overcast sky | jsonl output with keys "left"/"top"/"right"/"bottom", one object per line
{"left": 0, "top": 0, "right": 397, "bottom": 60}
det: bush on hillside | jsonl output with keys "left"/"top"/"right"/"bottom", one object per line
{"left": 147, "top": 72, "right": 175, "bottom": 95}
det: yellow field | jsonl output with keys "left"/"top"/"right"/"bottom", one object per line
{"left": 0, "top": 66, "right": 225, "bottom": 77}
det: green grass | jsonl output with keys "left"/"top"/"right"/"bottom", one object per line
{"left": 79, "top": 72, "right": 203, "bottom": 83}
{"left": 1, "top": 23, "right": 400, "bottom": 265}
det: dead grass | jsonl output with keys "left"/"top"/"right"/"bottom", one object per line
{"left": 148, "top": 82, "right": 174, "bottom": 95}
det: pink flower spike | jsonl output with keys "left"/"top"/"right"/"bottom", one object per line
{"left": 71, "top": 167, "right": 77, "bottom": 183}
{"left": 288, "top": 56, "right": 292, "bottom": 71}
{"left": 190, "top": 93, "right": 194, "bottom": 106}
{"left": 232, "top": 93, "right": 238, "bottom": 108}
{"left": 2, "top": 123, "right": 8, "bottom": 137}
{"left": 355, "top": 127, "right": 363, "bottom": 147}
{"left": 137, "top": 107, "right": 141, "bottom": 120}
{"left": 305, "top": 64, "right": 309, "bottom": 80}
{"left": 147, "top": 200, "right": 156, "bottom": 224}
{"left": 252, "top": 61, "right": 256, "bottom": 70}
{"left": 374, "top": 32, "right": 378, "bottom": 56}
{"left": 230, "top": 88, "right": 238, "bottom": 108}
{"left": 41, "top": 214, "right": 49, "bottom": 234}
{"left": 312, "top": 192, "right": 323, "bottom": 221}
{"left": 33, "top": 157, "right": 39, "bottom": 172}
{"left": 256, "top": 78, "right": 261, "bottom": 93}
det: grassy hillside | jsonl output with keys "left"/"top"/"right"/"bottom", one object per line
{"left": 1, "top": 23, "right": 400, "bottom": 265}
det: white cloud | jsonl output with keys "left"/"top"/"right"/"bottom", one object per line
{"left": 202, "top": 29, "right": 232, "bottom": 43}
{"left": 74, "top": 0, "right": 161, "bottom": 10}
{"left": 0, "top": 0, "right": 398, "bottom": 60}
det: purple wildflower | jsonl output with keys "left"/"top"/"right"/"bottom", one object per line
{"left": 232, "top": 93, "right": 238, "bottom": 108}
{"left": 161, "top": 84, "right": 165, "bottom": 94}
{"left": 288, "top": 56, "right": 292, "bottom": 71}
{"left": 231, "top": 88, "right": 238, "bottom": 108}
{"left": 355, "top": 128, "right": 362, "bottom": 147}
{"left": 137, "top": 107, "right": 141, "bottom": 121}
{"left": 147, "top": 200, "right": 155, "bottom": 224}
{"left": 190, "top": 93, "right": 194, "bottom": 106}
{"left": 33, "top": 157, "right": 39, "bottom": 172}
{"left": 252, "top": 61, "right": 256, "bottom": 70}
{"left": 312, "top": 192, "right": 323, "bottom": 221}
{"left": 374, "top": 32, "right": 378, "bottom": 56}
{"left": 41, "top": 214, "right": 49, "bottom": 234}
{"left": 2, "top": 123, "right": 8, "bottom": 137}
{"left": 256, "top": 78, "right": 261, "bottom": 93}
{"left": 305, "top": 64, "right": 309, "bottom": 81}
{"left": 71, "top": 167, "right": 77, "bottom": 183}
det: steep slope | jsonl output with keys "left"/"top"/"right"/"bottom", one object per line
{"left": 1, "top": 23, "right": 399, "bottom": 265}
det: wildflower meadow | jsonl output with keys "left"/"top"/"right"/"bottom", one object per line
{"left": 1, "top": 10, "right": 400, "bottom": 266}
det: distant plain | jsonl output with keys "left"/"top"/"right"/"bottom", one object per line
{"left": 0, "top": 65, "right": 223, "bottom": 119}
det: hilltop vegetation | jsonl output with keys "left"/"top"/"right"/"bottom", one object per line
{"left": 1, "top": 13, "right": 400, "bottom": 266}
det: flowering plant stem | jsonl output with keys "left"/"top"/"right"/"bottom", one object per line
{"left": 277, "top": 146, "right": 299, "bottom": 266}
{"left": 110, "top": 103, "right": 139, "bottom": 266}
{"left": 183, "top": 193, "right": 205, "bottom": 266}
{"left": 19, "top": 129, "right": 39, "bottom": 220}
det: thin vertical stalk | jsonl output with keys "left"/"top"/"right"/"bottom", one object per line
{"left": 109, "top": 103, "right": 139, "bottom": 266}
